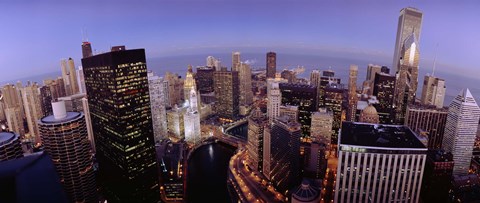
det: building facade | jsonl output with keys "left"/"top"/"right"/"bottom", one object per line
{"left": 0, "top": 132, "right": 23, "bottom": 162}
{"left": 347, "top": 65, "right": 358, "bottom": 122}
{"left": 442, "top": 89, "right": 480, "bottom": 176}
{"left": 266, "top": 52, "right": 277, "bottom": 79}
{"left": 247, "top": 108, "right": 268, "bottom": 172}
{"left": 81, "top": 47, "right": 160, "bottom": 202}
{"left": 195, "top": 66, "right": 215, "bottom": 94}
{"left": 148, "top": 72, "right": 167, "bottom": 143}
{"left": 38, "top": 101, "right": 97, "bottom": 203}
{"left": 279, "top": 83, "right": 318, "bottom": 137}
{"left": 372, "top": 72, "right": 395, "bottom": 124}
{"left": 335, "top": 122, "right": 427, "bottom": 203}
{"left": 310, "top": 108, "right": 333, "bottom": 145}
{"left": 420, "top": 75, "right": 446, "bottom": 108}
{"left": 392, "top": 7, "right": 423, "bottom": 72}
{"left": 213, "top": 68, "right": 239, "bottom": 121}
{"left": 22, "top": 82, "right": 43, "bottom": 144}
{"left": 405, "top": 104, "right": 448, "bottom": 150}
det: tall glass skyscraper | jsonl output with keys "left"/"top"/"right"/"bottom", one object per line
{"left": 392, "top": 7, "right": 422, "bottom": 73}
{"left": 81, "top": 47, "right": 160, "bottom": 202}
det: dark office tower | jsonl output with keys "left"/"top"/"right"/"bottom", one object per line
{"left": 373, "top": 72, "right": 395, "bottom": 124}
{"left": 269, "top": 116, "right": 301, "bottom": 194}
{"left": 213, "top": 68, "right": 239, "bottom": 121}
{"left": 81, "top": 47, "right": 159, "bottom": 202}
{"left": 195, "top": 66, "right": 214, "bottom": 94}
{"left": 82, "top": 42, "right": 93, "bottom": 58}
{"left": 405, "top": 104, "right": 448, "bottom": 150}
{"left": 39, "top": 101, "right": 97, "bottom": 203}
{"left": 266, "top": 52, "right": 276, "bottom": 79}
{"left": 279, "top": 83, "right": 317, "bottom": 137}
{"left": 40, "top": 86, "right": 53, "bottom": 117}
{"left": 392, "top": 7, "right": 422, "bottom": 72}
{"left": 324, "top": 83, "right": 346, "bottom": 144}
{"left": 347, "top": 65, "right": 358, "bottom": 121}
{"left": 421, "top": 150, "right": 454, "bottom": 203}
{"left": 318, "top": 70, "right": 341, "bottom": 107}
{"left": 247, "top": 107, "right": 268, "bottom": 172}
{"left": 0, "top": 132, "right": 23, "bottom": 162}
{"left": 381, "top": 66, "right": 390, "bottom": 74}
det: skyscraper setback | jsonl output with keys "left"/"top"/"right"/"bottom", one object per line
{"left": 81, "top": 47, "right": 160, "bottom": 202}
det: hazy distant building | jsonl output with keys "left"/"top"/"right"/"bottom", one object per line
{"left": 247, "top": 108, "right": 268, "bottom": 172}
{"left": 310, "top": 108, "right": 333, "bottom": 145}
{"left": 279, "top": 83, "right": 318, "bottom": 137}
{"left": 280, "top": 69, "right": 296, "bottom": 83}
{"left": 214, "top": 68, "right": 239, "bottom": 121}
{"left": 405, "top": 104, "right": 448, "bottom": 150}
{"left": 266, "top": 52, "right": 277, "bottom": 79}
{"left": 76, "top": 66, "right": 87, "bottom": 94}
{"left": 2, "top": 84, "right": 25, "bottom": 136}
{"left": 239, "top": 63, "right": 253, "bottom": 113}
{"left": 347, "top": 65, "right": 358, "bottom": 122}
{"left": 310, "top": 70, "right": 321, "bottom": 87}
{"left": 82, "top": 47, "right": 160, "bottom": 202}
{"left": 232, "top": 51, "right": 241, "bottom": 71}
{"left": 442, "top": 89, "right": 480, "bottom": 176}
{"left": 165, "top": 72, "right": 184, "bottom": 108}
{"left": 268, "top": 116, "right": 301, "bottom": 194}
{"left": 0, "top": 132, "right": 23, "bottom": 162}
{"left": 372, "top": 72, "right": 395, "bottom": 124}
{"left": 393, "top": 32, "right": 420, "bottom": 124}
{"left": 420, "top": 75, "right": 446, "bottom": 108}
{"left": 392, "top": 7, "right": 423, "bottom": 73}
{"left": 148, "top": 72, "right": 167, "bottom": 143}
{"left": 60, "top": 58, "right": 79, "bottom": 96}
{"left": 81, "top": 41, "right": 93, "bottom": 58}
{"left": 39, "top": 101, "right": 97, "bottom": 203}
{"left": 22, "top": 82, "right": 43, "bottom": 144}
{"left": 366, "top": 64, "right": 382, "bottom": 82}
{"left": 195, "top": 66, "right": 215, "bottom": 94}
{"left": 335, "top": 122, "right": 427, "bottom": 203}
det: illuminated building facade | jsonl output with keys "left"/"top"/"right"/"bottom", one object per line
{"left": 247, "top": 107, "right": 268, "bottom": 172}
{"left": 22, "top": 82, "right": 43, "bottom": 144}
{"left": 0, "top": 132, "right": 23, "bottom": 162}
{"left": 373, "top": 72, "right": 396, "bottom": 124}
{"left": 39, "top": 101, "right": 97, "bottom": 202}
{"left": 148, "top": 72, "right": 167, "bottom": 143}
{"left": 184, "top": 89, "right": 201, "bottom": 144}
{"left": 81, "top": 47, "right": 160, "bottom": 202}
{"left": 405, "top": 104, "right": 448, "bottom": 150}
{"left": 347, "top": 65, "right": 358, "bottom": 122}
{"left": 279, "top": 83, "right": 317, "bottom": 137}
{"left": 213, "top": 68, "right": 239, "bottom": 121}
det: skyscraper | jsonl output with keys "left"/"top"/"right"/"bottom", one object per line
{"left": 310, "top": 108, "right": 333, "bottom": 146}
{"left": 0, "top": 132, "right": 23, "bottom": 162}
{"left": 232, "top": 51, "right": 241, "bottom": 71}
{"left": 184, "top": 89, "right": 201, "bottom": 144}
{"left": 213, "top": 68, "right": 239, "bottom": 121}
{"left": 2, "top": 84, "right": 25, "bottom": 136}
{"left": 420, "top": 75, "right": 446, "bottom": 108}
{"left": 268, "top": 116, "right": 301, "bottom": 194}
{"left": 335, "top": 122, "right": 427, "bottom": 203}
{"left": 392, "top": 7, "right": 423, "bottom": 72}
{"left": 318, "top": 70, "right": 341, "bottom": 108}
{"left": 183, "top": 65, "right": 197, "bottom": 102}
{"left": 39, "top": 101, "right": 97, "bottom": 202}
{"left": 266, "top": 52, "right": 276, "bottom": 79}
{"left": 393, "top": 31, "right": 420, "bottom": 124}
{"left": 195, "top": 66, "right": 215, "bottom": 94}
{"left": 82, "top": 47, "right": 159, "bottom": 202}
{"left": 347, "top": 65, "right": 358, "bottom": 122}
{"left": 165, "top": 72, "right": 184, "bottom": 108}
{"left": 238, "top": 62, "right": 253, "bottom": 107}
{"left": 279, "top": 83, "right": 318, "bottom": 137}
{"left": 309, "top": 69, "right": 321, "bottom": 87}
{"left": 267, "top": 80, "right": 282, "bottom": 124}
{"left": 373, "top": 72, "right": 395, "bottom": 124}
{"left": 81, "top": 41, "right": 93, "bottom": 58}
{"left": 148, "top": 71, "right": 167, "bottom": 143}
{"left": 366, "top": 64, "right": 382, "bottom": 82}
{"left": 40, "top": 85, "right": 53, "bottom": 117}
{"left": 324, "top": 83, "right": 346, "bottom": 144}
{"left": 442, "top": 89, "right": 480, "bottom": 176}
{"left": 22, "top": 82, "right": 43, "bottom": 144}
{"left": 405, "top": 104, "right": 448, "bottom": 150}
{"left": 61, "top": 58, "right": 79, "bottom": 96}
{"left": 247, "top": 107, "right": 268, "bottom": 172}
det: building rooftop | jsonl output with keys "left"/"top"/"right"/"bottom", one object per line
{"left": 291, "top": 179, "right": 320, "bottom": 202}
{"left": 340, "top": 122, "right": 426, "bottom": 149}
{"left": 0, "top": 152, "right": 68, "bottom": 203}
{"left": 0, "top": 132, "right": 18, "bottom": 146}
{"left": 40, "top": 112, "right": 82, "bottom": 124}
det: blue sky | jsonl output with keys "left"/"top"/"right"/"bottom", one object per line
{"left": 0, "top": 0, "right": 479, "bottom": 80}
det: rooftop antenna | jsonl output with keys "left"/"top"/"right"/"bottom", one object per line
{"left": 432, "top": 43, "right": 439, "bottom": 76}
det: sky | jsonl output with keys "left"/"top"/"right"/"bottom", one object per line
{"left": 0, "top": 0, "right": 479, "bottom": 81}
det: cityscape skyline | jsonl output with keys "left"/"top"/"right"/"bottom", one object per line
{"left": 2, "top": 2, "right": 480, "bottom": 203}
{"left": 1, "top": 1, "right": 479, "bottom": 81}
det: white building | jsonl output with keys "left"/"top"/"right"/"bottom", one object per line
{"left": 184, "top": 89, "right": 201, "bottom": 144}
{"left": 148, "top": 72, "right": 168, "bottom": 143}
{"left": 335, "top": 122, "right": 427, "bottom": 203}
{"left": 266, "top": 76, "right": 286, "bottom": 124}
{"left": 442, "top": 89, "right": 480, "bottom": 176}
